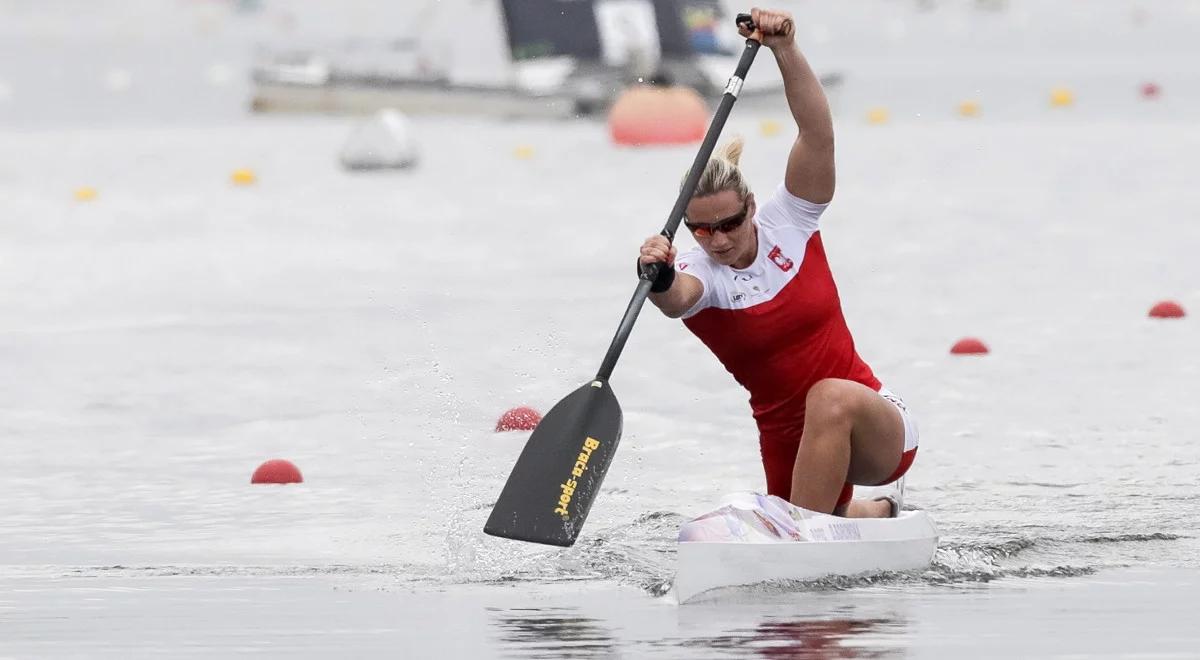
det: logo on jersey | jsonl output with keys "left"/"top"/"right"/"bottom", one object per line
{"left": 731, "top": 292, "right": 746, "bottom": 303}
{"left": 678, "top": 263, "right": 689, "bottom": 271}
{"left": 768, "top": 246, "right": 794, "bottom": 272}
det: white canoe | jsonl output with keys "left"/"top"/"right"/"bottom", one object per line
{"left": 673, "top": 492, "right": 938, "bottom": 603}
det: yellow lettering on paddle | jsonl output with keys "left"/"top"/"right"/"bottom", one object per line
{"left": 554, "top": 437, "right": 601, "bottom": 519}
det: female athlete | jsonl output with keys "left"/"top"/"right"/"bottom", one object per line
{"left": 637, "top": 7, "right": 918, "bottom": 518}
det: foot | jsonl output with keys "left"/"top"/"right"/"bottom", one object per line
{"left": 843, "top": 497, "right": 893, "bottom": 518}
{"left": 872, "top": 494, "right": 900, "bottom": 518}
{"left": 873, "top": 476, "right": 905, "bottom": 518}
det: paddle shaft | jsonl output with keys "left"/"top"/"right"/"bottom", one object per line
{"left": 597, "top": 34, "right": 762, "bottom": 382}
{"left": 484, "top": 16, "right": 763, "bottom": 547}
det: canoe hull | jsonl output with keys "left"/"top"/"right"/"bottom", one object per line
{"left": 674, "top": 493, "right": 938, "bottom": 603}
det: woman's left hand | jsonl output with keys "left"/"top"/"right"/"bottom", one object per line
{"left": 737, "top": 7, "right": 796, "bottom": 50}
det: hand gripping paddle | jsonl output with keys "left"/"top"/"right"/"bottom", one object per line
{"left": 484, "top": 13, "right": 763, "bottom": 547}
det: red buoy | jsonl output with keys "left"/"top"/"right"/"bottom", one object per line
{"left": 251, "top": 459, "right": 303, "bottom": 484}
{"left": 608, "top": 86, "right": 708, "bottom": 146}
{"left": 1140, "top": 82, "right": 1161, "bottom": 100}
{"left": 950, "top": 337, "right": 990, "bottom": 355}
{"left": 1148, "top": 300, "right": 1185, "bottom": 319}
{"left": 496, "top": 406, "right": 542, "bottom": 432}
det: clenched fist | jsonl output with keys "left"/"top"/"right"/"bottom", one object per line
{"left": 638, "top": 234, "right": 677, "bottom": 268}
{"left": 737, "top": 7, "right": 796, "bottom": 50}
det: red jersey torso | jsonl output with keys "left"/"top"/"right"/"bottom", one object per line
{"left": 675, "top": 184, "right": 880, "bottom": 436}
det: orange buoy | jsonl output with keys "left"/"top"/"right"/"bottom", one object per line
{"left": 496, "top": 406, "right": 542, "bottom": 432}
{"left": 609, "top": 86, "right": 708, "bottom": 146}
{"left": 1140, "top": 82, "right": 1161, "bottom": 100}
{"left": 950, "top": 337, "right": 989, "bottom": 355}
{"left": 1148, "top": 300, "right": 1185, "bottom": 319}
{"left": 251, "top": 459, "right": 303, "bottom": 484}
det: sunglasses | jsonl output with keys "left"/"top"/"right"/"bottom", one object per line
{"left": 683, "top": 204, "right": 749, "bottom": 238}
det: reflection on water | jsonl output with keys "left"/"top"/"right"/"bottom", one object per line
{"left": 490, "top": 606, "right": 901, "bottom": 658}
{"left": 678, "top": 617, "right": 901, "bottom": 659}
{"left": 489, "top": 607, "right": 616, "bottom": 659}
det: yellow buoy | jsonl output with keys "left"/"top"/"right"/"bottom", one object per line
{"left": 73, "top": 186, "right": 98, "bottom": 202}
{"left": 958, "top": 100, "right": 982, "bottom": 118}
{"left": 759, "top": 119, "right": 782, "bottom": 137}
{"left": 1050, "top": 87, "right": 1075, "bottom": 108}
{"left": 866, "top": 107, "right": 890, "bottom": 125}
{"left": 230, "top": 168, "right": 257, "bottom": 185}
{"left": 513, "top": 145, "right": 535, "bottom": 160}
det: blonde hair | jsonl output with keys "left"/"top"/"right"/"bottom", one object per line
{"left": 684, "top": 136, "right": 750, "bottom": 201}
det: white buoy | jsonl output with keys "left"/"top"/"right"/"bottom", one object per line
{"left": 339, "top": 109, "right": 419, "bottom": 171}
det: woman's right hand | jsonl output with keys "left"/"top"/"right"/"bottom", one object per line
{"left": 638, "top": 234, "right": 676, "bottom": 268}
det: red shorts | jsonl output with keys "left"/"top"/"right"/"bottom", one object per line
{"left": 760, "top": 442, "right": 918, "bottom": 509}
{"left": 759, "top": 386, "right": 920, "bottom": 509}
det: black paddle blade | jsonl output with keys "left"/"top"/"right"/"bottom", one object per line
{"left": 484, "top": 379, "right": 623, "bottom": 547}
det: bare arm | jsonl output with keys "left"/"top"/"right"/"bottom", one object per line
{"left": 743, "top": 8, "right": 835, "bottom": 204}
{"left": 650, "top": 272, "right": 703, "bottom": 319}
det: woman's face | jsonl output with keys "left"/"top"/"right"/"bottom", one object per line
{"left": 684, "top": 190, "right": 757, "bottom": 269}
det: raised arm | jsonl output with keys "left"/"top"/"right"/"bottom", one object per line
{"left": 741, "top": 8, "right": 835, "bottom": 204}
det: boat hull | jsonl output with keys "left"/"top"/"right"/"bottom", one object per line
{"left": 674, "top": 493, "right": 938, "bottom": 603}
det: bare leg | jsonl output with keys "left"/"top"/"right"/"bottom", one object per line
{"left": 789, "top": 379, "right": 905, "bottom": 517}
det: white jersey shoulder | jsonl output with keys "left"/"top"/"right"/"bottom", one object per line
{"left": 675, "top": 184, "right": 830, "bottom": 318}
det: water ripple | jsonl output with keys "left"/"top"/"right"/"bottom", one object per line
{"left": 1078, "top": 532, "right": 1186, "bottom": 544}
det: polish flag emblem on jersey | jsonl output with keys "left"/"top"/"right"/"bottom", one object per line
{"left": 673, "top": 184, "right": 824, "bottom": 315}
{"left": 768, "top": 245, "right": 793, "bottom": 271}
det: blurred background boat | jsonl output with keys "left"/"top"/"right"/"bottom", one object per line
{"left": 249, "top": 0, "right": 830, "bottom": 118}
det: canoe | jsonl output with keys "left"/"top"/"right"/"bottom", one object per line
{"left": 674, "top": 492, "right": 938, "bottom": 603}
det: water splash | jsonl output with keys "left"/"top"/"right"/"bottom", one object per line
{"left": 440, "top": 507, "right": 1164, "bottom": 600}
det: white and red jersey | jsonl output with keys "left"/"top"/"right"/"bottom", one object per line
{"left": 675, "top": 184, "right": 880, "bottom": 435}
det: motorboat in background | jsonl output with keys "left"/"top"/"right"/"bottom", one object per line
{"left": 250, "top": 0, "right": 840, "bottom": 118}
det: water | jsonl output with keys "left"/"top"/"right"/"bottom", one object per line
{"left": 3, "top": 1, "right": 1200, "bottom": 657}
{"left": 7, "top": 569, "right": 1200, "bottom": 656}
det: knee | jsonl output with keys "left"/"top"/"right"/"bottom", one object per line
{"left": 804, "top": 379, "right": 860, "bottom": 430}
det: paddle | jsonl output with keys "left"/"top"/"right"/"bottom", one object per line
{"left": 484, "top": 13, "right": 763, "bottom": 547}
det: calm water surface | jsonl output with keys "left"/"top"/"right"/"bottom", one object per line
{"left": 2, "top": 1, "right": 1200, "bottom": 657}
